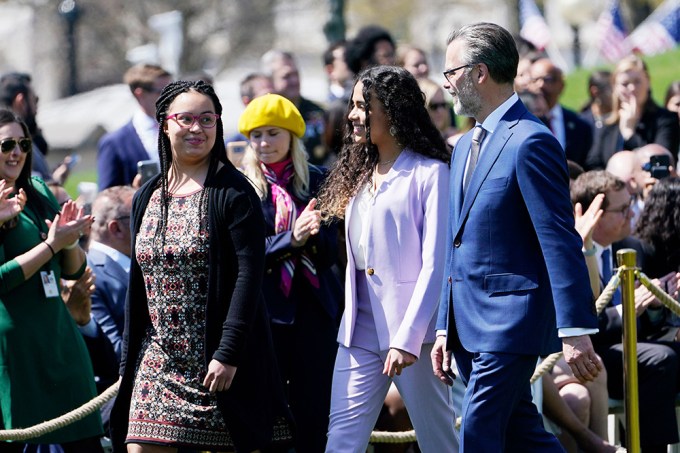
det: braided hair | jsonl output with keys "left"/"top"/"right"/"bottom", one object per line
{"left": 153, "top": 80, "right": 226, "bottom": 246}
{"left": 317, "top": 65, "right": 449, "bottom": 220}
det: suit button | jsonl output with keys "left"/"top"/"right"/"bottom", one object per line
{"left": 453, "top": 239, "right": 461, "bottom": 248}
{"left": 367, "top": 268, "right": 375, "bottom": 276}
{"left": 448, "top": 276, "right": 452, "bottom": 283}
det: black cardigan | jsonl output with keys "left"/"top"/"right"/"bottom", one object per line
{"left": 110, "top": 163, "right": 293, "bottom": 452}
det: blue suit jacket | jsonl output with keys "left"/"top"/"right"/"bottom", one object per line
{"left": 97, "top": 121, "right": 150, "bottom": 190}
{"left": 436, "top": 100, "right": 596, "bottom": 356}
{"left": 87, "top": 247, "right": 128, "bottom": 359}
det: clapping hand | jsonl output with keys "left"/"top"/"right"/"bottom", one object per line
{"left": 0, "top": 180, "right": 26, "bottom": 225}
{"left": 618, "top": 89, "right": 640, "bottom": 140}
{"left": 45, "top": 200, "right": 93, "bottom": 251}
{"left": 292, "top": 198, "right": 321, "bottom": 247}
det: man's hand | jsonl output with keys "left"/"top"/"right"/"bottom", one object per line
{"left": 431, "top": 335, "right": 455, "bottom": 386}
{"left": 562, "top": 334, "right": 602, "bottom": 383}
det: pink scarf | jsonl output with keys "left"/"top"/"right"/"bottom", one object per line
{"left": 261, "top": 160, "right": 319, "bottom": 297}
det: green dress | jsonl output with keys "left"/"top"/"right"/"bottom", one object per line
{"left": 0, "top": 178, "right": 102, "bottom": 444}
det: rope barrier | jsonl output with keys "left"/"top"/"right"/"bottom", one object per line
{"left": 637, "top": 271, "right": 680, "bottom": 317}
{"left": 0, "top": 379, "right": 120, "bottom": 441}
{"left": 529, "top": 269, "right": 622, "bottom": 384}
{"left": 369, "top": 429, "right": 417, "bottom": 443}
{"left": 1, "top": 267, "right": 657, "bottom": 447}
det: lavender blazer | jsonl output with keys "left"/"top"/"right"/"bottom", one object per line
{"left": 337, "top": 149, "right": 449, "bottom": 358}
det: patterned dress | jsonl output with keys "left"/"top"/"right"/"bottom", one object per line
{"left": 126, "top": 188, "right": 233, "bottom": 450}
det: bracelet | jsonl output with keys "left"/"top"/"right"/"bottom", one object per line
{"left": 582, "top": 245, "right": 597, "bottom": 257}
{"left": 44, "top": 241, "right": 56, "bottom": 257}
{"left": 63, "top": 239, "right": 80, "bottom": 250}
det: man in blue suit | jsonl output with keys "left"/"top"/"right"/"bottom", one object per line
{"left": 97, "top": 64, "right": 171, "bottom": 190}
{"left": 431, "top": 22, "right": 601, "bottom": 452}
{"left": 87, "top": 185, "right": 136, "bottom": 359}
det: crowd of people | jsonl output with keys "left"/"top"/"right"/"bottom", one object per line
{"left": 0, "top": 18, "right": 679, "bottom": 453}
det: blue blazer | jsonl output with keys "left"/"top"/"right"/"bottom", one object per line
{"left": 97, "top": 121, "right": 150, "bottom": 190}
{"left": 436, "top": 100, "right": 596, "bottom": 356}
{"left": 87, "top": 247, "right": 128, "bottom": 359}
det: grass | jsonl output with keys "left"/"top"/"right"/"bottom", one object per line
{"left": 560, "top": 47, "right": 680, "bottom": 111}
{"left": 64, "top": 169, "right": 98, "bottom": 199}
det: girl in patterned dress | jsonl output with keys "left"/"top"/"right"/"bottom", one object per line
{"left": 110, "top": 81, "right": 293, "bottom": 453}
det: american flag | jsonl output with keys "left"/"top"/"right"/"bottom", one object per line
{"left": 519, "top": 0, "right": 551, "bottom": 50}
{"left": 628, "top": 0, "right": 680, "bottom": 55}
{"left": 596, "top": 0, "right": 630, "bottom": 62}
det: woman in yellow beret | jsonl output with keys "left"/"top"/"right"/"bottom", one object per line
{"left": 238, "top": 93, "right": 343, "bottom": 453}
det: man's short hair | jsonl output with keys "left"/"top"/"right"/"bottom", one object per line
{"left": 260, "top": 50, "right": 296, "bottom": 77}
{"left": 323, "top": 40, "right": 346, "bottom": 66}
{"left": 123, "top": 64, "right": 171, "bottom": 94}
{"left": 0, "top": 72, "right": 32, "bottom": 107}
{"left": 447, "top": 22, "right": 519, "bottom": 85}
{"left": 91, "top": 186, "right": 136, "bottom": 239}
{"left": 571, "top": 170, "right": 626, "bottom": 211}
{"left": 240, "top": 73, "right": 270, "bottom": 99}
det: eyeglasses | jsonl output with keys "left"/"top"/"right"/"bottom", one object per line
{"left": 443, "top": 63, "right": 475, "bottom": 85}
{"left": 166, "top": 112, "right": 219, "bottom": 129}
{"left": 531, "top": 75, "right": 559, "bottom": 84}
{"left": 604, "top": 197, "right": 635, "bottom": 216}
{"left": 429, "top": 102, "right": 449, "bottom": 111}
{"left": 0, "top": 137, "right": 32, "bottom": 154}
{"left": 115, "top": 215, "right": 130, "bottom": 222}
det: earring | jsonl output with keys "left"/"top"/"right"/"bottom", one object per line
{"left": 389, "top": 126, "right": 397, "bottom": 136}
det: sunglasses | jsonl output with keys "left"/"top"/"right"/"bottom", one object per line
{"left": 0, "top": 137, "right": 32, "bottom": 154}
{"left": 429, "top": 102, "right": 449, "bottom": 111}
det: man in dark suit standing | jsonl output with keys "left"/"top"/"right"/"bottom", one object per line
{"left": 530, "top": 58, "right": 593, "bottom": 167}
{"left": 97, "top": 64, "right": 171, "bottom": 190}
{"left": 87, "top": 185, "right": 136, "bottom": 359}
{"left": 431, "top": 22, "right": 600, "bottom": 452}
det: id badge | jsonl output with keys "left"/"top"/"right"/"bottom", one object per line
{"left": 40, "top": 270, "right": 59, "bottom": 298}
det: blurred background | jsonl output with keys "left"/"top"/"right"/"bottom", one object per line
{"left": 0, "top": 0, "right": 676, "bottom": 194}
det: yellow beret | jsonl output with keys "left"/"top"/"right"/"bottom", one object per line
{"left": 238, "top": 93, "right": 306, "bottom": 138}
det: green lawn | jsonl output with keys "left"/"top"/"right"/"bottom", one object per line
{"left": 561, "top": 47, "right": 680, "bottom": 111}
{"left": 64, "top": 169, "right": 98, "bottom": 200}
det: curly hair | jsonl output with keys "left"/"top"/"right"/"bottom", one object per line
{"left": 634, "top": 177, "right": 680, "bottom": 271}
{"left": 317, "top": 65, "right": 449, "bottom": 220}
{"left": 153, "top": 80, "right": 226, "bottom": 245}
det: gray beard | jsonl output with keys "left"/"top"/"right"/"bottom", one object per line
{"left": 452, "top": 72, "right": 481, "bottom": 118}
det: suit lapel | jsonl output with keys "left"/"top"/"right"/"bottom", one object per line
{"left": 454, "top": 101, "right": 524, "bottom": 236}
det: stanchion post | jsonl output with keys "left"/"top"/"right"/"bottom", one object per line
{"left": 617, "top": 248, "right": 640, "bottom": 453}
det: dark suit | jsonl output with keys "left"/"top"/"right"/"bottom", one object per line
{"left": 592, "top": 237, "right": 680, "bottom": 448}
{"left": 561, "top": 106, "right": 593, "bottom": 167}
{"left": 97, "top": 121, "right": 150, "bottom": 190}
{"left": 585, "top": 100, "right": 680, "bottom": 170}
{"left": 87, "top": 245, "right": 128, "bottom": 359}
{"left": 437, "top": 98, "right": 596, "bottom": 452}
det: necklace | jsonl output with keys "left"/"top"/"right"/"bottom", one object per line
{"left": 377, "top": 158, "right": 396, "bottom": 167}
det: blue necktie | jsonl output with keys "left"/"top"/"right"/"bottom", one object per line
{"left": 602, "top": 248, "right": 621, "bottom": 306}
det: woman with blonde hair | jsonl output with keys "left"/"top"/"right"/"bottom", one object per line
{"left": 585, "top": 55, "right": 679, "bottom": 170}
{"left": 238, "top": 94, "right": 343, "bottom": 453}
